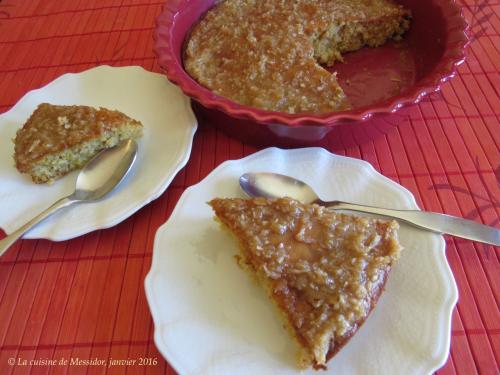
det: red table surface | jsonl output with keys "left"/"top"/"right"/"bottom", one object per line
{"left": 0, "top": 0, "right": 498, "bottom": 374}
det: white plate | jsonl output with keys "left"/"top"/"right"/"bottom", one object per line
{"left": 145, "top": 147, "right": 458, "bottom": 375}
{"left": 0, "top": 65, "right": 197, "bottom": 241}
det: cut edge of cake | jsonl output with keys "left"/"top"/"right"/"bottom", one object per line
{"left": 25, "top": 122, "right": 142, "bottom": 184}
{"left": 314, "top": 8, "right": 412, "bottom": 66}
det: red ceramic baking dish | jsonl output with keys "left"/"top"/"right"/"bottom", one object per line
{"left": 154, "top": 0, "right": 468, "bottom": 146}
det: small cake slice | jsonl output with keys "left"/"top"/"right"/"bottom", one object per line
{"left": 13, "top": 103, "right": 143, "bottom": 183}
{"left": 209, "top": 197, "right": 402, "bottom": 369}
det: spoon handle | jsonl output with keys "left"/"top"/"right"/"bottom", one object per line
{"left": 328, "top": 201, "right": 500, "bottom": 246}
{"left": 0, "top": 196, "right": 75, "bottom": 257}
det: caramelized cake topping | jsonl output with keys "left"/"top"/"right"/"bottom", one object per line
{"left": 185, "top": 0, "right": 411, "bottom": 114}
{"left": 209, "top": 197, "right": 402, "bottom": 369}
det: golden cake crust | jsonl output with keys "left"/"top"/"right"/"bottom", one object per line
{"left": 209, "top": 197, "right": 402, "bottom": 369}
{"left": 185, "top": 0, "right": 411, "bottom": 114}
{"left": 14, "top": 103, "right": 143, "bottom": 183}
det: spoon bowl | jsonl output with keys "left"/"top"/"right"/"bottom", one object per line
{"left": 0, "top": 139, "right": 138, "bottom": 256}
{"left": 73, "top": 139, "right": 137, "bottom": 201}
{"left": 240, "top": 172, "right": 319, "bottom": 204}
{"left": 240, "top": 172, "right": 500, "bottom": 246}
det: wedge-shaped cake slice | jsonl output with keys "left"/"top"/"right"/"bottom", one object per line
{"left": 14, "top": 103, "right": 143, "bottom": 183}
{"left": 209, "top": 197, "right": 402, "bottom": 369}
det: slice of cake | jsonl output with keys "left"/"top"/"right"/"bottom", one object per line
{"left": 209, "top": 197, "right": 403, "bottom": 369}
{"left": 13, "top": 103, "right": 143, "bottom": 183}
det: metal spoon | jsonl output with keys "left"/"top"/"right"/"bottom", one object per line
{"left": 0, "top": 139, "right": 138, "bottom": 256}
{"left": 239, "top": 172, "right": 500, "bottom": 246}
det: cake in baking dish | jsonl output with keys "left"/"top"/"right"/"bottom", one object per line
{"left": 185, "top": 0, "right": 411, "bottom": 114}
{"left": 13, "top": 103, "right": 143, "bottom": 184}
{"left": 209, "top": 197, "right": 403, "bottom": 369}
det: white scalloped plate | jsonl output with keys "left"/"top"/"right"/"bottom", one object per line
{"left": 0, "top": 65, "right": 197, "bottom": 241}
{"left": 145, "top": 147, "right": 458, "bottom": 375}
